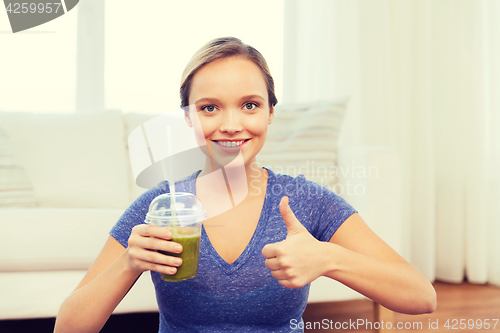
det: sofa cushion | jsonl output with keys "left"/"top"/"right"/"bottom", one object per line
{"left": 124, "top": 112, "right": 159, "bottom": 201}
{"left": 259, "top": 99, "right": 348, "bottom": 192}
{"left": 0, "top": 110, "right": 130, "bottom": 208}
{"left": 0, "top": 208, "right": 124, "bottom": 272}
{"left": 0, "top": 127, "right": 37, "bottom": 208}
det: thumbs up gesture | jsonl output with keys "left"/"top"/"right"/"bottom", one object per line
{"left": 262, "top": 196, "right": 327, "bottom": 289}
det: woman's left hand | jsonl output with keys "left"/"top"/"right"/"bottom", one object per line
{"left": 262, "top": 196, "right": 328, "bottom": 289}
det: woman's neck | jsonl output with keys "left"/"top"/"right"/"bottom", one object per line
{"left": 198, "top": 156, "right": 266, "bottom": 189}
{"left": 196, "top": 156, "right": 267, "bottom": 214}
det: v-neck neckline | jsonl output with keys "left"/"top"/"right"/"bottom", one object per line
{"left": 191, "top": 167, "right": 273, "bottom": 275}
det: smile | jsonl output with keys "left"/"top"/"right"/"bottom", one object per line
{"left": 213, "top": 139, "right": 249, "bottom": 148}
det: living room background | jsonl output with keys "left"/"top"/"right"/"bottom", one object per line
{"left": 0, "top": 0, "right": 284, "bottom": 114}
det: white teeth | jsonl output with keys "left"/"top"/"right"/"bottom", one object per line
{"left": 217, "top": 140, "right": 245, "bottom": 147}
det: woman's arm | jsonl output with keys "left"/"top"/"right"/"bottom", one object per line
{"left": 54, "top": 225, "right": 183, "bottom": 333}
{"left": 262, "top": 197, "right": 436, "bottom": 315}
{"left": 54, "top": 236, "right": 140, "bottom": 333}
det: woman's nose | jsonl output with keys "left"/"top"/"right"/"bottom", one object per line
{"left": 219, "top": 109, "right": 243, "bottom": 134}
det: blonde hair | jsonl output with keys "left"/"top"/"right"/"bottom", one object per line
{"left": 180, "top": 37, "right": 278, "bottom": 108}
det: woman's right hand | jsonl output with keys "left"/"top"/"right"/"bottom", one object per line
{"left": 127, "top": 224, "right": 183, "bottom": 276}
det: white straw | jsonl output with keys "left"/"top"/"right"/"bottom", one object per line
{"left": 166, "top": 126, "right": 177, "bottom": 218}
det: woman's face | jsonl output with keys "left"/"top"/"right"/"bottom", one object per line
{"left": 186, "top": 56, "right": 274, "bottom": 169}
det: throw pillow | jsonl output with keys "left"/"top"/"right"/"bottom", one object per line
{"left": 259, "top": 99, "right": 348, "bottom": 193}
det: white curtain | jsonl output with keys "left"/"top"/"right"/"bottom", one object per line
{"left": 283, "top": 0, "right": 500, "bottom": 286}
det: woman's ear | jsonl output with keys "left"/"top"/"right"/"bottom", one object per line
{"left": 268, "top": 106, "right": 274, "bottom": 125}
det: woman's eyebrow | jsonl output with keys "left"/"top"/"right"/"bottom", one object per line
{"left": 194, "top": 95, "right": 265, "bottom": 106}
{"left": 239, "top": 94, "right": 265, "bottom": 102}
{"left": 194, "top": 97, "right": 220, "bottom": 105}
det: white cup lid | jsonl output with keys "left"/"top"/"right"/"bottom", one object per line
{"left": 145, "top": 192, "right": 207, "bottom": 225}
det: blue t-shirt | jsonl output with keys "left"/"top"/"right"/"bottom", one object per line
{"left": 110, "top": 168, "right": 357, "bottom": 332}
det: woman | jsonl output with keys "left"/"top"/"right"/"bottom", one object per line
{"left": 55, "top": 37, "right": 436, "bottom": 332}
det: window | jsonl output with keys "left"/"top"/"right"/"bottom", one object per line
{"left": 0, "top": 6, "right": 77, "bottom": 113}
{"left": 0, "top": 1, "right": 283, "bottom": 114}
{"left": 105, "top": 0, "right": 284, "bottom": 114}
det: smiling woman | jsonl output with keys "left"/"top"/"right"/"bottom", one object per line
{"left": 54, "top": 37, "right": 436, "bottom": 333}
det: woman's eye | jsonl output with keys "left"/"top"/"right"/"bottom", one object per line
{"left": 201, "top": 105, "right": 216, "bottom": 113}
{"left": 244, "top": 102, "right": 258, "bottom": 110}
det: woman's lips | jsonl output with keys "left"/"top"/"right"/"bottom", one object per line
{"left": 211, "top": 139, "right": 249, "bottom": 153}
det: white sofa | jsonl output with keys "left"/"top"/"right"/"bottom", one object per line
{"left": 0, "top": 105, "right": 401, "bottom": 320}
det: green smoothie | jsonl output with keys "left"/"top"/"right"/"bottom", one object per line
{"left": 159, "top": 232, "right": 201, "bottom": 282}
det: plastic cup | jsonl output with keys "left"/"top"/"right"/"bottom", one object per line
{"left": 145, "top": 192, "right": 206, "bottom": 282}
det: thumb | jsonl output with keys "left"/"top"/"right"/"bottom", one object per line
{"left": 279, "top": 196, "right": 305, "bottom": 235}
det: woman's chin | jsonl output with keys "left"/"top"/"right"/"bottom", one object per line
{"left": 212, "top": 152, "right": 246, "bottom": 170}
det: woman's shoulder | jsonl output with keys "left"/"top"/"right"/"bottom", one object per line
{"left": 264, "top": 167, "right": 357, "bottom": 241}
{"left": 265, "top": 167, "right": 332, "bottom": 198}
{"left": 265, "top": 167, "right": 305, "bottom": 184}
{"left": 265, "top": 167, "right": 353, "bottom": 210}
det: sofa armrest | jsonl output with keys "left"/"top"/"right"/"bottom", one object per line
{"left": 308, "top": 145, "right": 402, "bottom": 303}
